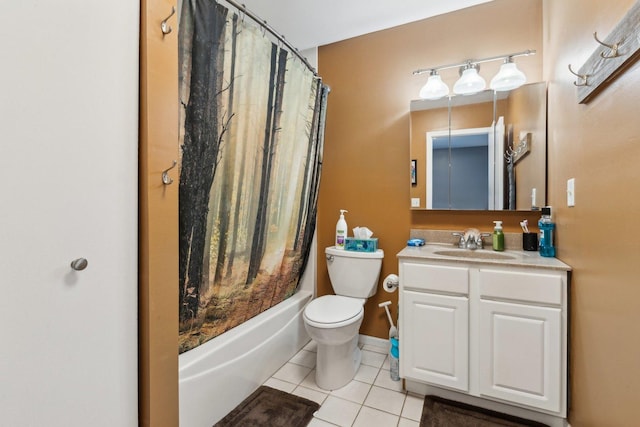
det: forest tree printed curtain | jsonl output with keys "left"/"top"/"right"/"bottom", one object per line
{"left": 178, "top": 0, "right": 328, "bottom": 353}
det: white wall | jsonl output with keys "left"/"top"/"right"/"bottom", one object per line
{"left": 0, "top": 2, "right": 139, "bottom": 426}
{"left": 240, "top": 0, "right": 492, "bottom": 50}
{"left": 301, "top": 47, "right": 318, "bottom": 71}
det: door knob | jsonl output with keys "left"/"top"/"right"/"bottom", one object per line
{"left": 70, "top": 258, "right": 88, "bottom": 271}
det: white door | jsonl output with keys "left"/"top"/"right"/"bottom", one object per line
{"left": 478, "top": 299, "right": 561, "bottom": 413}
{"left": 0, "top": 2, "right": 139, "bottom": 426}
{"left": 403, "top": 290, "right": 469, "bottom": 391}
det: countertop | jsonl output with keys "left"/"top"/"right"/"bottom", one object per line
{"left": 397, "top": 243, "right": 571, "bottom": 271}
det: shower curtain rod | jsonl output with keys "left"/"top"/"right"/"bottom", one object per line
{"left": 221, "top": 0, "right": 320, "bottom": 78}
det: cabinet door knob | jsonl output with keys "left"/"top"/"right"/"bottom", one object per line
{"left": 70, "top": 258, "right": 88, "bottom": 271}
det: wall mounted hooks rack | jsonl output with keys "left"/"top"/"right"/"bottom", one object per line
{"left": 571, "top": 1, "right": 640, "bottom": 103}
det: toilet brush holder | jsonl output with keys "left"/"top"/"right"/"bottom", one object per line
{"left": 389, "top": 337, "right": 400, "bottom": 381}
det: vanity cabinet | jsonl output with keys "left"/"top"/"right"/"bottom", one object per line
{"left": 398, "top": 252, "right": 569, "bottom": 420}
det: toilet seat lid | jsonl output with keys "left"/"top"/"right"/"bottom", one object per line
{"left": 305, "top": 295, "right": 363, "bottom": 324}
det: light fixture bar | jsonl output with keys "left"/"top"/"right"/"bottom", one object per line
{"left": 412, "top": 49, "right": 536, "bottom": 76}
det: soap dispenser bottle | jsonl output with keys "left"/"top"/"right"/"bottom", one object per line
{"left": 492, "top": 221, "right": 504, "bottom": 251}
{"left": 335, "top": 209, "right": 348, "bottom": 249}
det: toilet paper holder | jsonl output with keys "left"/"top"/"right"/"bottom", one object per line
{"left": 383, "top": 274, "right": 399, "bottom": 292}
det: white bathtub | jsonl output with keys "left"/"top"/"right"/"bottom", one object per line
{"left": 178, "top": 289, "right": 312, "bottom": 426}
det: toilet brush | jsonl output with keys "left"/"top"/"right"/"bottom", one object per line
{"left": 379, "top": 301, "right": 401, "bottom": 381}
{"left": 378, "top": 301, "right": 398, "bottom": 338}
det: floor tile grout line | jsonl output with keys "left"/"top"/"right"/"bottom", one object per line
{"left": 361, "top": 386, "right": 407, "bottom": 418}
{"left": 354, "top": 375, "right": 376, "bottom": 424}
{"left": 269, "top": 345, "right": 420, "bottom": 427}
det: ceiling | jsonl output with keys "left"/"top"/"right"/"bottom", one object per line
{"left": 237, "top": 0, "right": 493, "bottom": 51}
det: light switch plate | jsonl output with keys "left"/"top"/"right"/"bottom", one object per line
{"left": 567, "top": 178, "right": 575, "bottom": 207}
{"left": 411, "top": 198, "right": 420, "bottom": 208}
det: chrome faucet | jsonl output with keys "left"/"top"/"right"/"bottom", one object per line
{"left": 452, "top": 229, "right": 491, "bottom": 250}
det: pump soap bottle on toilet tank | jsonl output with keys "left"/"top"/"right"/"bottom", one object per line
{"left": 335, "top": 210, "right": 348, "bottom": 249}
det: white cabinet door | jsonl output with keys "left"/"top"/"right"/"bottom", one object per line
{"left": 403, "top": 290, "right": 469, "bottom": 391}
{"left": 479, "top": 299, "right": 561, "bottom": 412}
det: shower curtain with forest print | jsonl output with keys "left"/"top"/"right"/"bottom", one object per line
{"left": 178, "top": 0, "right": 328, "bottom": 353}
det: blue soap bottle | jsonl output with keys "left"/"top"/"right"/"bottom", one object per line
{"left": 538, "top": 207, "right": 556, "bottom": 257}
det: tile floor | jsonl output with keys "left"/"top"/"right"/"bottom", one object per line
{"left": 263, "top": 339, "right": 424, "bottom": 427}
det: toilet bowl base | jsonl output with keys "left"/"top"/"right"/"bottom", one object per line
{"left": 315, "top": 335, "right": 361, "bottom": 391}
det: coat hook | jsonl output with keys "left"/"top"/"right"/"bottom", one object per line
{"left": 568, "top": 64, "right": 589, "bottom": 87}
{"left": 161, "top": 6, "right": 176, "bottom": 36}
{"left": 593, "top": 32, "right": 621, "bottom": 59}
{"left": 162, "top": 160, "right": 177, "bottom": 185}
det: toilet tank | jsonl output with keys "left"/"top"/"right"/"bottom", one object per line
{"left": 325, "top": 246, "right": 384, "bottom": 298}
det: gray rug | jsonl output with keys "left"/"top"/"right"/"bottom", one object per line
{"left": 420, "top": 395, "right": 549, "bottom": 427}
{"left": 214, "top": 385, "right": 319, "bottom": 427}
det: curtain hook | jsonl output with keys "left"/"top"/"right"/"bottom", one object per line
{"left": 161, "top": 6, "right": 176, "bottom": 36}
{"left": 568, "top": 64, "right": 589, "bottom": 87}
{"left": 593, "top": 32, "right": 621, "bottom": 59}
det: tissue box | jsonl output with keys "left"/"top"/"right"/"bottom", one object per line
{"left": 345, "top": 237, "right": 378, "bottom": 252}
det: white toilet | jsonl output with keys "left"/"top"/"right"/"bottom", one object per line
{"left": 303, "top": 246, "right": 384, "bottom": 390}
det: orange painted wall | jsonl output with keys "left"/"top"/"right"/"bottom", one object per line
{"left": 543, "top": 0, "right": 640, "bottom": 425}
{"left": 317, "top": 0, "right": 543, "bottom": 339}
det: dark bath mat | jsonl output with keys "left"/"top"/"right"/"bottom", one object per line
{"left": 420, "top": 395, "right": 549, "bottom": 427}
{"left": 214, "top": 385, "right": 319, "bottom": 427}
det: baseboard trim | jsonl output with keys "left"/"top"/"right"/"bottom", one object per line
{"left": 358, "top": 334, "right": 389, "bottom": 349}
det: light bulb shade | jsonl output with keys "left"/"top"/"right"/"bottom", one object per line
{"left": 419, "top": 74, "right": 449, "bottom": 100}
{"left": 453, "top": 67, "right": 486, "bottom": 95}
{"left": 490, "top": 62, "right": 527, "bottom": 91}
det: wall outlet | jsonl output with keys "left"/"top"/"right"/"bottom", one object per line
{"left": 411, "top": 198, "right": 420, "bottom": 208}
{"left": 567, "top": 178, "right": 575, "bottom": 207}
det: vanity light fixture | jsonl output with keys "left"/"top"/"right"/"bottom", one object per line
{"left": 413, "top": 49, "right": 535, "bottom": 99}
{"left": 490, "top": 57, "right": 527, "bottom": 91}
{"left": 419, "top": 70, "right": 450, "bottom": 100}
{"left": 453, "top": 63, "right": 486, "bottom": 95}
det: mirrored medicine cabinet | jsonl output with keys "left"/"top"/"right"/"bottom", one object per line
{"left": 409, "top": 81, "right": 547, "bottom": 211}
